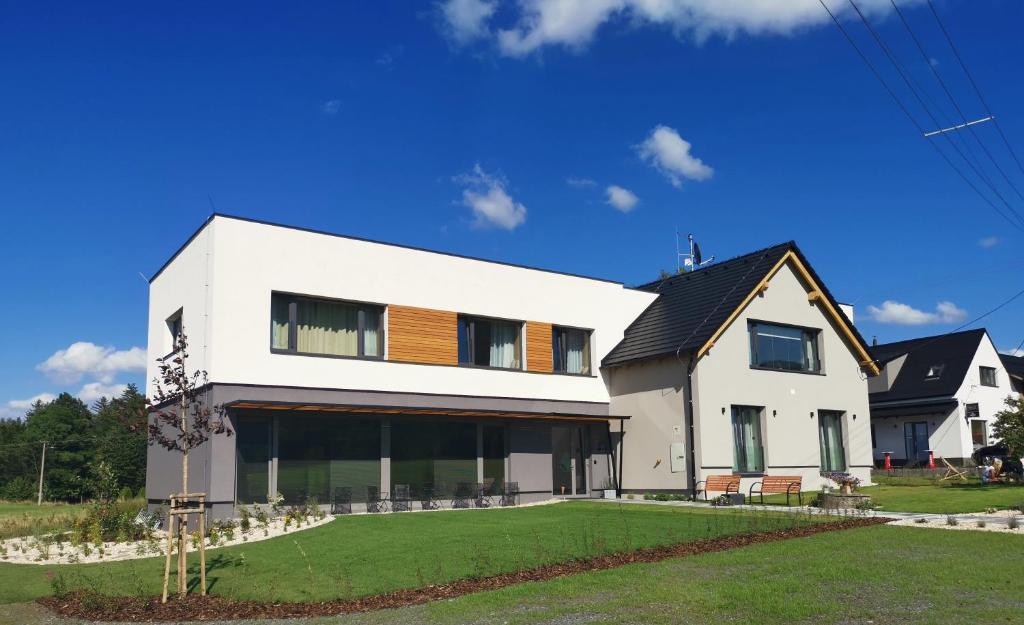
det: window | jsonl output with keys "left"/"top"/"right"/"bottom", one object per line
{"left": 457, "top": 315, "right": 522, "bottom": 369}
{"left": 276, "top": 415, "right": 381, "bottom": 505}
{"left": 271, "top": 293, "right": 383, "bottom": 358}
{"left": 482, "top": 425, "right": 506, "bottom": 495}
{"left": 818, "top": 411, "right": 846, "bottom": 472}
{"left": 980, "top": 366, "right": 998, "bottom": 387}
{"left": 391, "top": 419, "right": 477, "bottom": 498}
{"left": 552, "top": 326, "right": 592, "bottom": 375}
{"left": 925, "top": 364, "right": 944, "bottom": 380}
{"left": 235, "top": 416, "right": 271, "bottom": 504}
{"left": 731, "top": 406, "right": 764, "bottom": 474}
{"left": 749, "top": 322, "right": 820, "bottom": 373}
{"left": 971, "top": 420, "right": 988, "bottom": 448}
{"left": 166, "top": 310, "right": 183, "bottom": 353}
{"left": 871, "top": 423, "right": 876, "bottom": 449}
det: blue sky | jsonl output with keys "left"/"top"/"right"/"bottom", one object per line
{"left": 1, "top": 0, "right": 1022, "bottom": 416}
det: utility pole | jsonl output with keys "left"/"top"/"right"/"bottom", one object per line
{"left": 36, "top": 441, "right": 47, "bottom": 505}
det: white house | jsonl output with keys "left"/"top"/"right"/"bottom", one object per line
{"left": 146, "top": 215, "right": 879, "bottom": 517}
{"left": 869, "top": 329, "right": 1020, "bottom": 466}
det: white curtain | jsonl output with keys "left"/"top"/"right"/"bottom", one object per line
{"left": 818, "top": 413, "right": 845, "bottom": 471}
{"left": 732, "top": 407, "right": 764, "bottom": 473}
{"left": 565, "top": 330, "right": 587, "bottom": 374}
{"left": 362, "top": 310, "right": 380, "bottom": 357}
{"left": 296, "top": 300, "right": 358, "bottom": 356}
{"left": 271, "top": 298, "right": 290, "bottom": 350}
{"left": 489, "top": 321, "right": 520, "bottom": 368}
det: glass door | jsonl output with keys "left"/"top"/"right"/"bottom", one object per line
{"left": 903, "top": 421, "right": 928, "bottom": 465}
{"left": 552, "top": 425, "right": 588, "bottom": 495}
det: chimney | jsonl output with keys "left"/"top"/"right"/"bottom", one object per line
{"left": 872, "top": 336, "right": 878, "bottom": 346}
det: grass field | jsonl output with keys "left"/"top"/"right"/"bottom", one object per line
{"left": 758, "top": 476, "right": 1024, "bottom": 514}
{"left": 0, "top": 502, "right": 92, "bottom": 541}
{"left": 0, "top": 502, "right": 824, "bottom": 605}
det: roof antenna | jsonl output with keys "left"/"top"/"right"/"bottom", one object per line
{"left": 678, "top": 231, "right": 715, "bottom": 273}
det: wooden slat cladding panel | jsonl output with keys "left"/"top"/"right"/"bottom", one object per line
{"left": 387, "top": 305, "right": 459, "bottom": 365}
{"left": 526, "top": 321, "right": 553, "bottom": 373}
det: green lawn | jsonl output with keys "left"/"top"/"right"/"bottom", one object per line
{"left": 0, "top": 502, "right": 822, "bottom": 605}
{"left": 757, "top": 476, "right": 1024, "bottom": 514}
{"left": 373, "top": 525, "right": 1024, "bottom": 625}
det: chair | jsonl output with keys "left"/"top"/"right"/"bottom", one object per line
{"left": 452, "top": 482, "right": 472, "bottom": 509}
{"left": 392, "top": 484, "right": 411, "bottom": 512}
{"left": 419, "top": 485, "right": 442, "bottom": 510}
{"left": 500, "top": 481, "right": 519, "bottom": 507}
{"left": 474, "top": 482, "right": 493, "bottom": 508}
{"left": 939, "top": 457, "right": 968, "bottom": 482}
{"left": 366, "top": 486, "right": 389, "bottom": 513}
{"left": 331, "top": 487, "right": 353, "bottom": 515}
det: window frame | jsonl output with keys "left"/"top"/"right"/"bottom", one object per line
{"left": 925, "top": 364, "right": 945, "bottom": 380}
{"left": 979, "top": 366, "right": 998, "bottom": 387}
{"left": 456, "top": 313, "right": 524, "bottom": 371}
{"left": 165, "top": 308, "right": 183, "bottom": 356}
{"left": 817, "top": 410, "right": 847, "bottom": 473}
{"left": 551, "top": 325, "right": 594, "bottom": 376}
{"left": 270, "top": 291, "right": 385, "bottom": 360}
{"left": 970, "top": 419, "right": 988, "bottom": 447}
{"left": 748, "top": 320, "right": 822, "bottom": 375}
{"left": 730, "top": 405, "right": 766, "bottom": 476}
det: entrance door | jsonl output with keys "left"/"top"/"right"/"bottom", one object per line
{"left": 552, "top": 425, "right": 588, "bottom": 495}
{"left": 904, "top": 421, "right": 928, "bottom": 465}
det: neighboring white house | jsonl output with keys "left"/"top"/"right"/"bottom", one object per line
{"left": 146, "top": 215, "right": 879, "bottom": 517}
{"left": 869, "top": 329, "right": 1020, "bottom": 466}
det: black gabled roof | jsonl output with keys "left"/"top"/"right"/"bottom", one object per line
{"left": 601, "top": 241, "right": 867, "bottom": 368}
{"left": 1001, "top": 353, "right": 1024, "bottom": 378}
{"left": 868, "top": 328, "right": 987, "bottom": 405}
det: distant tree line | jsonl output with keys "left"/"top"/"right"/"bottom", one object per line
{"left": 0, "top": 385, "right": 147, "bottom": 502}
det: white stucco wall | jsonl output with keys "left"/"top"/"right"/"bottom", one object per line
{"left": 148, "top": 216, "right": 657, "bottom": 403}
{"left": 146, "top": 222, "right": 215, "bottom": 396}
{"left": 955, "top": 334, "right": 1020, "bottom": 454}
{"left": 691, "top": 261, "right": 873, "bottom": 491}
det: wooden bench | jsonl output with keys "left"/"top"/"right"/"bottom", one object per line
{"left": 694, "top": 475, "right": 741, "bottom": 501}
{"left": 749, "top": 476, "right": 803, "bottom": 506}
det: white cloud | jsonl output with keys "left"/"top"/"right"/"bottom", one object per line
{"left": 36, "top": 342, "right": 146, "bottom": 384}
{"left": 376, "top": 45, "right": 404, "bottom": 67}
{"left": 1, "top": 393, "right": 56, "bottom": 419}
{"left": 636, "top": 125, "right": 713, "bottom": 188}
{"left": 448, "top": 0, "right": 920, "bottom": 57}
{"left": 566, "top": 176, "right": 597, "bottom": 188}
{"left": 77, "top": 382, "right": 129, "bottom": 405}
{"left": 454, "top": 164, "right": 528, "bottom": 230}
{"left": 866, "top": 300, "right": 968, "bottom": 326}
{"left": 605, "top": 185, "right": 639, "bottom": 212}
{"left": 320, "top": 100, "right": 341, "bottom": 115}
{"left": 979, "top": 236, "right": 1000, "bottom": 248}
{"left": 439, "top": 0, "right": 498, "bottom": 45}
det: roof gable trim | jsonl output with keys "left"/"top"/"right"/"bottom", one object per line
{"left": 695, "top": 250, "right": 880, "bottom": 376}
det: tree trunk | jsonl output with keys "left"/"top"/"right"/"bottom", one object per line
{"left": 178, "top": 398, "right": 189, "bottom": 597}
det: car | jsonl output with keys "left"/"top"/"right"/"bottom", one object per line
{"left": 972, "top": 443, "right": 1024, "bottom": 477}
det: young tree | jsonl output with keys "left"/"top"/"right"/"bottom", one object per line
{"left": 992, "top": 395, "right": 1024, "bottom": 457}
{"left": 147, "top": 329, "right": 232, "bottom": 599}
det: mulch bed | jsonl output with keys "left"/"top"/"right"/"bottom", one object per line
{"left": 39, "top": 516, "right": 889, "bottom": 622}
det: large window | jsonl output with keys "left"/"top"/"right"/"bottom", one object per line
{"left": 235, "top": 417, "right": 271, "bottom": 504}
{"left": 553, "top": 327, "right": 592, "bottom": 375}
{"left": 980, "top": 366, "right": 998, "bottom": 387}
{"left": 731, "top": 406, "right": 764, "bottom": 474}
{"left": 818, "top": 410, "right": 846, "bottom": 472}
{"left": 276, "top": 415, "right": 381, "bottom": 504}
{"left": 391, "top": 419, "right": 477, "bottom": 498}
{"left": 271, "top": 293, "right": 383, "bottom": 358}
{"left": 482, "top": 425, "right": 506, "bottom": 494}
{"left": 749, "top": 322, "right": 820, "bottom": 373}
{"left": 457, "top": 315, "right": 522, "bottom": 369}
{"left": 971, "top": 420, "right": 988, "bottom": 448}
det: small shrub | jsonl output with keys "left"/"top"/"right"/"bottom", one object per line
{"left": 977, "top": 520, "right": 987, "bottom": 528}
{"left": 946, "top": 515, "right": 958, "bottom": 527}
{"left": 1009, "top": 515, "right": 1020, "bottom": 530}
{"left": 239, "top": 508, "right": 251, "bottom": 534}
{"left": 47, "top": 571, "right": 68, "bottom": 598}
{"left": 914, "top": 517, "right": 929, "bottom": 524}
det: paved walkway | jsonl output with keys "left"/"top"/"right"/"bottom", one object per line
{"left": 594, "top": 496, "right": 1022, "bottom": 528}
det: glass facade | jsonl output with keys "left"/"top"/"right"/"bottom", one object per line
{"left": 235, "top": 416, "right": 271, "bottom": 504}
{"left": 391, "top": 419, "right": 477, "bottom": 498}
{"left": 482, "top": 425, "right": 505, "bottom": 494}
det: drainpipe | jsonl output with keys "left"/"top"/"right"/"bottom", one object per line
{"left": 676, "top": 345, "right": 698, "bottom": 499}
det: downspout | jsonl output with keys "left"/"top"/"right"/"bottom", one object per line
{"left": 676, "top": 348, "right": 698, "bottom": 498}
{"left": 617, "top": 417, "right": 625, "bottom": 498}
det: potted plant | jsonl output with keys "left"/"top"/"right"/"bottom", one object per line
{"left": 825, "top": 471, "right": 861, "bottom": 495}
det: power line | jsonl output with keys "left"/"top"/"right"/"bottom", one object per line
{"left": 816, "top": 0, "right": 1024, "bottom": 233}
{"left": 844, "top": 0, "right": 1024, "bottom": 230}
{"left": 890, "top": 0, "right": 1024, "bottom": 206}
{"left": 926, "top": 0, "right": 1024, "bottom": 180}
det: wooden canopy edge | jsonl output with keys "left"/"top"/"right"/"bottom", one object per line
{"left": 224, "top": 400, "right": 629, "bottom": 422}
